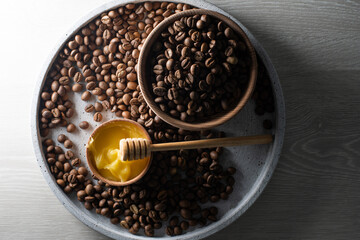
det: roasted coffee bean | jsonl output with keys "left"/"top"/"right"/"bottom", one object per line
{"left": 67, "top": 123, "right": 76, "bottom": 132}
{"left": 180, "top": 208, "right": 191, "bottom": 219}
{"left": 226, "top": 175, "right": 235, "bottom": 186}
{"left": 94, "top": 102, "right": 103, "bottom": 112}
{"left": 81, "top": 91, "right": 91, "bottom": 101}
{"left": 54, "top": 146, "right": 63, "bottom": 154}
{"left": 65, "top": 150, "right": 74, "bottom": 160}
{"left": 120, "top": 220, "right": 130, "bottom": 229}
{"left": 77, "top": 190, "right": 86, "bottom": 200}
{"left": 223, "top": 62, "right": 232, "bottom": 73}
{"left": 166, "top": 226, "right": 174, "bottom": 236}
{"left": 64, "top": 139, "right": 73, "bottom": 149}
{"left": 227, "top": 167, "right": 236, "bottom": 175}
{"left": 85, "top": 184, "right": 95, "bottom": 195}
{"left": 224, "top": 27, "right": 234, "bottom": 38}
{"left": 174, "top": 226, "right": 182, "bottom": 235}
{"left": 227, "top": 56, "right": 238, "bottom": 65}
{"left": 188, "top": 219, "right": 197, "bottom": 226}
{"left": 184, "top": 74, "right": 194, "bottom": 86}
{"left": 130, "top": 204, "right": 139, "bottom": 214}
{"left": 225, "top": 46, "right": 234, "bottom": 56}
{"left": 79, "top": 121, "right": 89, "bottom": 129}
{"left": 86, "top": 82, "right": 96, "bottom": 90}
{"left": 190, "top": 63, "right": 199, "bottom": 75}
{"left": 51, "top": 81, "right": 59, "bottom": 92}
{"left": 92, "top": 88, "right": 102, "bottom": 96}
{"left": 57, "top": 134, "right": 67, "bottom": 143}
{"left": 45, "top": 101, "right": 55, "bottom": 109}
{"left": 210, "top": 151, "right": 218, "bottom": 160}
{"left": 153, "top": 65, "right": 164, "bottom": 75}
{"left": 85, "top": 104, "right": 94, "bottom": 113}
{"left": 165, "top": 48, "right": 174, "bottom": 59}
{"left": 181, "top": 57, "right": 191, "bottom": 70}
{"left": 180, "top": 221, "right": 189, "bottom": 230}
{"left": 71, "top": 158, "right": 81, "bottom": 167}
{"left": 226, "top": 185, "right": 233, "bottom": 194}
{"left": 167, "top": 88, "right": 178, "bottom": 100}
{"left": 196, "top": 19, "right": 205, "bottom": 29}
{"left": 166, "top": 59, "right": 175, "bottom": 71}
{"left": 175, "top": 31, "right": 186, "bottom": 41}
{"left": 43, "top": 139, "right": 53, "bottom": 146}
{"left": 123, "top": 93, "right": 132, "bottom": 105}
{"left": 207, "top": 31, "right": 215, "bottom": 40}
{"left": 157, "top": 190, "right": 168, "bottom": 200}
{"left": 198, "top": 80, "right": 207, "bottom": 91}
{"left": 65, "top": 108, "right": 75, "bottom": 118}
{"left": 208, "top": 214, "right": 217, "bottom": 221}
{"left": 169, "top": 216, "right": 179, "bottom": 227}
{"left": 56, "top": 179, "right": 66, "bottom": 188}
{"left": 42, "top": 109, "right": 52, "bottom": 119}
{"left": 179, "top": 199, "right": 190, "bottom": 208}
{"left": 181, "top": 46, "right": 190, "bottom": 57}
{"left": 154, "top": 202, "right": 166, "bottom": 211}
{"left": 206, "top": 73, "right": 215, "bottom": 85}
{"left": 145, "top": 228, "right": 154, "bottom": 237}
{"left": 72, "top": 83, "right": 83, "bottom": 92}
{"left": 73, "top": 72, "right": 83, "bottom": 82}
{"left": 41, "top": 92, "right": 50, "bottom": 101}
{"left": 101, "top": 100, "right": 110, "bottom": 110}
{"left": 94, "top": 112, "right": 103, "bottom": 122}
{"left": 153, "top": 87, "right": 167, "bottom": 96}
{"left": 139, "top": 208, "right": 148, "bottom": 216}
{"left": 116, "top": 69, "right": 126, "bottom": 79}
{"left": 78, "top": 166, "right": 88, "bottom": 176}
{"left": 51, "top": 92, "right": 59, "bottom": 103}
{"left": 191, "top": 31, "right": 201, "bottom": 42}
{"left": 194, "top": 51, "right": 204, "bottom": 61}
{"left": 204, "top": 58, "right": 215, "bottom": 68}
{"left": 101, "top": 208, "right": 109, "bottom": 216}
{"left": 125, "top": 216, "right": 134, "bottom": 225}
{"left": 173, "top": 20, "right": 185, "bottom": 32}
{"left": 145, "top": 118, "right": 154, "bottom": 128}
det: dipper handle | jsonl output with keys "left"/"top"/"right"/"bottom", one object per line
{"left": 120, "top": 135, "right": 273, "bottom": 161}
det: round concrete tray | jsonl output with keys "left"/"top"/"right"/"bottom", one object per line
{"left": 31, "top": 0, "right": 285, "bottom": 239}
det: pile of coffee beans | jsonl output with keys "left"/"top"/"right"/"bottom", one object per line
{"left": 150, "top": 14, "right": 251, "bottom": 122}
{"left": 39, "top": 2, "right": 196, "bottom": 138}
{"left": 38, "top": 1, "right": 274, "bottom": 237}
{"left": 43, "top": 137, "right": 87, "bottom": 194}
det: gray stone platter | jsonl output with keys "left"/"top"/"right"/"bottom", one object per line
{"left": 31, "top": 0, "right": 285, "bottom": 239}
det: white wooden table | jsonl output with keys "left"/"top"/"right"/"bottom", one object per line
{"left": 1, "top": 0, "right": 359, "bottom": 239}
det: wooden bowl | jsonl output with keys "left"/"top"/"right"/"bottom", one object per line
{"left": 138, "top": 9, "right": 258, "bottom": 131}
{"left": 85, "top": 119, "right": 152, "bottom": 186}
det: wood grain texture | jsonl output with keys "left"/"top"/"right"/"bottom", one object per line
{"left": 0, "top": 0, "right": 359, "bottom": 239}
{"left": 207, "top": 70, "right": 360, "bottom": 240}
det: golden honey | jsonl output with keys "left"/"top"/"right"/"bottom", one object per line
{"left": 87, "top": 121, "right": 150, "bottom": 182}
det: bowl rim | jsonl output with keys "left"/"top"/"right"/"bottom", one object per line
{"left": 85, "top": 119, "right": 152, "bottom": 187}
{"left": 30, "top": 1, "right": 286, "bottom": 240}
{"left": 138, "top": 8, "right": 258, "bottom": 131}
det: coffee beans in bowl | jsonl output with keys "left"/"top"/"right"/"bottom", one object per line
{"left": 138, "top": 9, "right": 257, "bottom": 131}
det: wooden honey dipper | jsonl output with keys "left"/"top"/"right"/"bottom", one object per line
{"left": 119, "top": 134, "right": 273, "bottom": 161}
